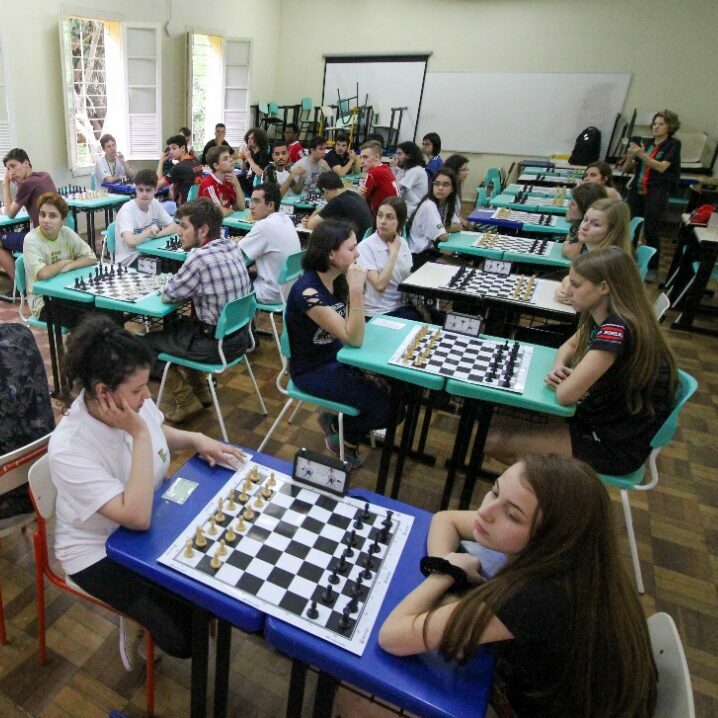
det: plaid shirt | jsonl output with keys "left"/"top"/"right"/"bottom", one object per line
{"left": 163, "top": 237, "right": 251, "bottom": 325}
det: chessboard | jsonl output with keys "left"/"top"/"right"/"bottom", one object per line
{"left": 512, "top": 184, "right": 564, "bottom": 196}
{"left": 471, "top": 232, "right": 550, "bottom": 256}
{"left": 158, "top": 462, "right": 413, "bottom": 655}
{"left": 67, "top": 264, "right": 171, "bottom": 302}
{"left": 513, "top": 189, "right": 570, "bottom": 208}
{"left": 440, "top": 266, "right": 538, "bottom": 304}
{"left": 493, "top": 208, "right": 557, "bottom": 226}
{"left": 389, "top": 325, "right": 533, "bottom": 392}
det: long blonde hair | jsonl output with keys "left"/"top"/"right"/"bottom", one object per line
{"left": 572, "top": 247, "right": 678, "bottom": 414}
{"left": 586, "top": 198, "right": 632, "bottom": 255}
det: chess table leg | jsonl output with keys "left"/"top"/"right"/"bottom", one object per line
{"left": 286, "top": 660, "right": 308, "bottom": 718}
{"left": 375, "top": 385, "right": 401, "bottom": 496}
{"left": 213, "top": 619, "right": 232, "bottom": 718}
{"left": 311, "top": 671, "right": 338, "bottom": 718}
{"left": 44, "top": 297, "right": 61, "bottom": 396}
{"left": 458, "top": 401, "right": 496, "bottom": 510}
{"left": 672, "top": 240, "right": 718, "bottom": 335}
{"left": 440, "top": 398, "right": 477, "bottom": 509}
{"left": 88, "top": 211, "right": 97, "bottom": 254}
{"left": 190, "top": 606, "right": 210, "bottom": 718}
{"left": 389, "top": 399, "right": 420, "bottom": 500}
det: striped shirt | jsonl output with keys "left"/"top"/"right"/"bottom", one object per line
{"left": 162, "top": 237, "right": 251, "bottom": 325}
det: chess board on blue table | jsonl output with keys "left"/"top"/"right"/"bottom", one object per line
{"left": 158, "top": 461, "right": 413, "bottom": 655}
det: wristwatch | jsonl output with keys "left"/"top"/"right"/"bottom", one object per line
{"left": 420, "top": 555, "right": 469, "bottom": 592}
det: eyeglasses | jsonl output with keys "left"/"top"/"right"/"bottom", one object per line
{"left": 432, "top": 181, "right": 452, "bottom": 188}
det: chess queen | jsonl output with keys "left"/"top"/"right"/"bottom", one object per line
{"left": 375, "top": 454, "right": 658, "bottom": 718}
{"left": 48, "top": 314, "right": 246, "bottom": 668}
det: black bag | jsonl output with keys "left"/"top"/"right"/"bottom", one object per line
{"left": 569, "top": 126, "right": 601, "bottom": 165}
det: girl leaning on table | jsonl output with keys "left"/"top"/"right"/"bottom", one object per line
{"left": 48, "top": 314, "right": 246, "bottom": 669}
{"left": 372, "top": 454, "right": 657, "bottom": 718}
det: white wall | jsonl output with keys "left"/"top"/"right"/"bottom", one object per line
{"left": 0, "top": 0, "right": 281, "bottom": 188}
{"left": 275, "top": 0, "right": 718, "bottom": 197}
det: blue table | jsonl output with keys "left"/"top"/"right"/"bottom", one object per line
{"left": 265, "top": 487, "right": 493, "bottom": 718}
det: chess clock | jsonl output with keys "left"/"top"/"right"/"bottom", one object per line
{"left": 292, "top": 448, "right": 350, "bottom": 496}
{"left": 136, "top": 256, "right": 160, "bottom": 276}
{"left": 444, "top": 311, "right": 483, "bottom": 338}
{"left": 483, "top": 259, "right": 512, "bottom": 276}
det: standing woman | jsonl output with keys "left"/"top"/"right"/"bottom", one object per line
{"left": 49, "top": 315, "right": 246, "bottom": 667}
{"left": 285, "top": 220, "right": 392, "bottom": 467}
{"left": 376, "top": 454, "right": 657, "bottom": 718}
{"left": 406, "top": 167, "right": 462, "bottom": 269}
{"left": 357, "top": 197, "right": 420, "bottom": 321}
{"left": 238, "top": 127, "right": 271, "bottom": 196}
{"left": 624, "top": 110, "right": 681, "bottom": 281}
{"left": 443, "top": 154, "right": 473, "bottom": 229}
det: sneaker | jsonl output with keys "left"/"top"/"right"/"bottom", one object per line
{"left": 164, "top": 394, "right": 204, "bottom": 424}
{"left": 317, "top": 412, "right": 337, "bottom": 442}
{"left": 325, "top": 432, "right": 364, "bottom": 468}
{"left": 119, "top": 616, "right": 142, "bottom": 671}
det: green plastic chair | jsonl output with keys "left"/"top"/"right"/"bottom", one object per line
{"left": 14, "top": 255, "right": 70, "bottom": 334}
{"left": 629, "top": 216, "right": 644, "bottom": 247}
{"left": 156, "top": 292, "right": 267, "bottom": 442}
{"left": 485, "top": 168, "right": 503, "bottom": 199}
{"left": 598, "top": 369, "right": 697, "bottom": 594}
{"left": 254, "top": 250, "right": 306, "bottom": 356}
{"left": 636, "top": 245, "right": 657, "bottom": 280}
{"left": 100, "top": 221, "right": 115, "bottom": 263}
{"left": 257, "top": 308, "right": 360, "bottom": 462}
{"left": 187, "top": 184, "right": 200, "bottom": 202}
{"left": 90, "top": 174, "right": 96, "bottom": 191}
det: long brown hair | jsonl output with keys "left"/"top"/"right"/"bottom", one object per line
{"left": 436, "top": 454, "right": 657, "bottom": 717}
{"left": 585, "top": 198, "right": 632, "bottom": 255}
{"left": 572, "top": 247, "right": 678, "bottom": 414}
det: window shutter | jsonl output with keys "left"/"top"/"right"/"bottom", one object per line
{"left": 0, "top": 39, "right": 12, "bottom": 169}
{"left": 124, "top": 24, "right": 161, "bottom": 159}
{"left": 223, "top": 40, "right": 251, "bottom": 147}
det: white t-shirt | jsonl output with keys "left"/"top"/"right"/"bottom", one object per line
{"left": 239, "top": 211, "right": 301, "bottom": 304}
{"left": 49, "top": 392, "right": 170, "bottom": 576}
{"left": 94, "top": 155, "right": 131, "bottom": 189}
{"left": 407, "top": 200, "right": 446, "bottom": 254}
{"left": 114, "top": 198, "right": 173, "bottom": 263}
{"left": 395, "top": 166, "right": 428, "bottom": 215}
{"left": 292, "top": 156, "right": 326, "bottom": 194}
{"left": 357, "top": 231, "right": 413, "bottom": 316}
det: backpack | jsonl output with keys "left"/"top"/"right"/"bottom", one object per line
{"left": 569, "top": 126, "right": 601, "bottom": 165}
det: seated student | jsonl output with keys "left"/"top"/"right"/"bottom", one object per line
{"left": 178, "top": 127, "right": 198, "bottom": 157}
{"left": 199, "top": 146, "right": 245, "bottom": 217}
{"left": 156, "top": 134, "right": 203, "bottom": 207}
{"left": 200, "top": 122, "right": 234, "bottom": 165}
{"left": 303, "top": 171, "right": 373, "bottom": 240}
{"left": 324, "top": 132, "right": 360, "bottom": 177}
{"left": 23, "top": 192, "right": 96, "bottom": 326}
{"left": 443, "top": 153, "right": 473, "bottom": 229}
{"left": 142, "top": 199, "right": 253, "bottom": 423}
{"left": 285, "top": 220, "right": 392, "bottom": 467}
{"left": 289, "top": 135, "right": 331, "bottom": 195}
{"left": 555, "top": 198, "right": 632, "bottom": 303}
{"left": 374, "top": 454, "right": 657, "bottom": 718}
{"left": 50, "top": 314, "right": 246, "bottom": 669}
{"left": 406, "top": 167, "right": 462, "bottom": 269}
{"left": 357, "top": 197, "right": 421, "bottom": 321}
{"left": 114, "top": 169, "right": 180, "bottom": 265}
{"left": 357, "top": 140, "right": 398, "bottom": 217}
{"left": 0, "top": 323, "right": 55, "bottom": 523}
{"left": 262, "top": 141, "right": 293, "bottom": 195}
{"left": 393, "top": 141, "right": 428, "bottom": 216}
{"left": 561, "top": 182, "right": 608, "bottom": 258}
{"left": 93, "top": 134, "right": 134, "bottom": 189}
{"left": 284, "top": 123, "right": 305, "bottom": 164}
{"left": 1, "top": 148, "right": 56, "bottom": 283}
{"left": 422, "top": 132, "right": 443, "bottom": 179}
{"left": 239, "top": 182, "right": 301, "bottom": 304}
{"left": 237, "top": 127, "right": 272, "bottom": 196}
{"left": 486, "top": 247, "right": 677, "bottom": 476}
{"left": 582, "top": 161, "right": 621, "bottom": 200}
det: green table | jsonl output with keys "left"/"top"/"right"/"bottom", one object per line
{"left": 503, "top": 183, "right": 568, "bottom": 197}
{"left": 137, "top": 235, "right": 188, "bottom": 262}
{"left": 222, "top": 209, "right": 255, "bottom": 233}
{"left": 443, "top": 338, "right": 575, "bottom": 509}
{"left": 0, "top": 208, "right": 30, "bottom": 230}
{"left": 281, "top": 192, "right": 319, "bottom": 212}
{"left": 490, "top": 193, "right": 569, "bottom": 215}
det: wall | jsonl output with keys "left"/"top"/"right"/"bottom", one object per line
{"left": 0, "top": 0, "right": 281, "bottom": 188}
{"left": 275, "top": 0, "right": 718, "bottom": 198}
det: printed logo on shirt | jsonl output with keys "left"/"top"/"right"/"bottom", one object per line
{"left": 158, "top": 448, "right": 168, "bottom": 463}
{"left": 594, "top": 323, "right": 625, "bottom": 344}
{"left": 436, "top": 223, "right": 443, "bottom": 230}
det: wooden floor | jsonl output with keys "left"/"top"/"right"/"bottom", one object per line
{"left": 1, "top": 227, "right": 717, "bottom": 718}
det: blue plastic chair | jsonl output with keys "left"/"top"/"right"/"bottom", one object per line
{"left": 100, "top": 221, "right": 116, "bottom": 263}
{"left": 485, "top": 168, "right": 503, "bottom": 199}
{"left": 636, "top": 245, "right": 657, "bottom": 280}
{"left": 257, "top": 308, "right": 360, "bottom": 462}
{"left": 186, "top": 184, "right": 200, "bottom": 202}
{"left": 14, "top": 255, "right": 70, "bottom": 334}
{"left": 629, "top": 216, "right": 644, "bottom": 247}
{"left": 156, "top": 292, "right": 267, "bottom": 441}
{"left": 254, "top": 249, "right": 306, "bottom": 356}
{"left": 598, "top": 370, "right": 698, "bottom": 594}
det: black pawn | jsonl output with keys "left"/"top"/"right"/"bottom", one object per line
{"left": 360, "top": 565, "right": 373, "bottom": 581}
{"left": 368, "top": 540, "right": 380, "bottom": 554}
{"left": 346, "top": 596, "right": 359, "bottom": 614}
{"left": 74, "top": 277, "right": 80, "bottom": 288}
{"left": 337, "top": 554, "right": 349, "bottom": 574}
{"left": 322, "top": 583, "right": 334, "bottom": 605}
{"left": 361, "top": 502, "right": 371, "bottom": 521}
{"left": 351, "top": 576, "right": 365, "bottom": 598}
{"left": 342, "top": 545, "right": 354, "bottom": 558}
{"left": 328, "top": 568, "right": 340, "bottom": 585}
{"left": 306, "top": 600, "right": 319, "bottom": 619}
{"left": 382, "top": 511, "right": 393, "bottom": 528}
{"left": 353, "top": 515, "right": 363, "bottom": 530}
{"left": 338, "top": 606, "right": 352, "bottom": 631}
{"left": 347, "top": 529, "right": 357, "bottom": 547}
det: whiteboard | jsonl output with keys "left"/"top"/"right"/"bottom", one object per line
{"left": 323, "top": 56, "right": 429, "bottom": 144}
{"left": 417, "top": 72, "right": 631, "bottom": 157}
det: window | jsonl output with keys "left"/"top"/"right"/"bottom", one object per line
{"left": 59, "top": 14, "right": 161, "bottom": 173}
{"left": 0, "top": 35, "right": 14, "bottom": 178}
{"left": 188, "top": 33, "right": 251, "bottom": 153}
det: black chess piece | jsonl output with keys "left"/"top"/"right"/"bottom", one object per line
{"left": 338, "top": 607, "right": 352, "bottom": 631}
{"left": 322, "top": 583, "right": 334, "bottom": 604}
{"left": 74, "top": 277, "right": 80, "bottom": 288}
{"left": 346, "top": 596, "right": 359, "bottom": 614}
{"left": 353, "top": 516, "right": 364, "bottom": 530}
{"left": 109, "top": 265, "right": 115, "bottom": 277}
{"left": 117, "top": 264, "right": 124, "bottom": 275}
{"left": 351, "top": 576, "right": 364, "bottom": 598}
{"left": 306, "top": 600, "right": 319, "bottom": 619}
{"left": 328, "top": 568, "right": 340, "bottom": 585}
{"left": 378, "top": 527, "right": 388, "bottom": 543}
{"left": 361, "top": 502, "right": 371, "bottom": 521}
{"left": 336, "top": 554, "right": 349, "bottom": 574}
{"left": 346, "top": 529, "right": 357, "bottom": 547}
{"left": 342, "top": 545, "right": 354, "bottom": 559}
{"left": 79, "top": 278, "right": 86, "bottom": 289}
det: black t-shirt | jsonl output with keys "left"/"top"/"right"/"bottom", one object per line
{"left": 319, "top": 190, "right": 373, "bottom": 240}
{"left": 165, "top": 157, "right": 204, "bottom": 205}
{"left": 491, "top": 579, "right": 572, "bottom": 717}
{"left": 324, "top": 149, "right": 352, "bottom": 170}
{"left": 645, "top": 136, "right": 681, "bottom": 190}
{"left": 571, "top": 314, "right": 674, "bottom": 469}
{"left": 201, "top": 139, "right": 234, "bottom": 165}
